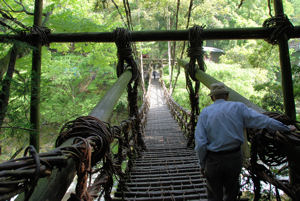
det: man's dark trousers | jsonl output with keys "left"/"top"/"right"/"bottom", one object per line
{"left": 204, "top": 150, "right": 242, "bottom": 201}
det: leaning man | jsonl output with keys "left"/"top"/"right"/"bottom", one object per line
{"left": 195, "top": 82, "right": 296, "bottom": 201}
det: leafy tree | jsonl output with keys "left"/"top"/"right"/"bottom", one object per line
{"left": 0, "top": 0, "right": 124, "bottom": 160}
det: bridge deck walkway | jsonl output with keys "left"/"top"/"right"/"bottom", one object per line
{"left": 114, "top": 79, "right": 207, "bottom": 201}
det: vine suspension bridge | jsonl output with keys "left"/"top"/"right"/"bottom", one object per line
{"left": 0, "top": 0, "right": 300, "bottom": 200}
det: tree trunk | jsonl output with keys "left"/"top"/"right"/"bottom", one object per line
{"left": 170, "top": 0, "right": 180, "bottom": 95}
{"left": 0, "top": 52, "right": 11, "bottom": 81}
{"left": 0, "top": 44, "right": 31, "bottom": 81}
{"left": 167, "top": 15, "right": 172, "bottom": 91}
{"left": 0, "top": 44, "right": 17, "bottom": 156}
{"left": 0, "top": 44, "right": 17, "bottom": 127}
{"left": 168, "top": 41, "right": 172, "bottom": 89}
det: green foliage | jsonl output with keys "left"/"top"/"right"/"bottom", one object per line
{"left": 253, "top": 81, "right": 284, "bottom": 113}
{"left": 220, "top": 40, "right": 279, "bottom": 69}
{"left": 165, "top": 60, "right": 268, "bottom": 112}
{"left": 40, "top": 44, "right": 118, "bottom": 124}
{"left": 284, "top": 0, "right": 298, "bottom": 25}
{"left": 0, "top": 0, "right": 125, "bottom": 161}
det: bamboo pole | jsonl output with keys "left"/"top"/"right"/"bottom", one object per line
{"left": 16, "top": 70, "right": 132, "bottom": 201}
{"left": 29, "top": 0, "right": 43, "bottom": 151}
{"left": 177, "top": 59, "right": 265, "bottom": 113}
{"left": 89, "top": 70, "right": 132, "bottom": 120}
{"left": 0, "top": 27, "right": 300, "bottom": 43}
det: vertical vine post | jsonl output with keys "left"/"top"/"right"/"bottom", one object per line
{"left": 273, "top": 1, "right": 299, "bottom": 199}
{"left": 273, "top": 0, "right": 296, "bottom": 121}
{"left": 114, "top": 28, "right": 145, "bottom": 151}
{"left": 30, "top": 0, "right": 43, "bottom": 151}
{"left": 186, "top": 25, "right": 204, "bottom": 147}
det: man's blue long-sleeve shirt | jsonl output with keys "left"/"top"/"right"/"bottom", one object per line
{"left": 194, "top": 99, "right": 290, "bottom": 168}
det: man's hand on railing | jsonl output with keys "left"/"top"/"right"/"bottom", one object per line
{"left": 288, "top": 125, "right": 296, "bottom": 132}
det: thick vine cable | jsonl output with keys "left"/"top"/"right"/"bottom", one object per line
{"left": 268, "top": 0, "right": 273, "bottom": 17}
{"left": 125, "top": 0, "right": 133, "bottom": 31}
{"left": 111, "top": 0, "right": 128, "bottom": 29}
{"left": 122, "top": 0, "right": 130, "bottom": 31}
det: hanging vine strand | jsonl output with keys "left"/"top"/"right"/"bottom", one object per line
{"left": 111, "top": 0, "right": 128, "bottom": 29}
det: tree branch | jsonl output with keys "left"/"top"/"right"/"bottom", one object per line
{"left": 0, "top": 126, "right": 34, "bottom": 132}
{"left": 0, "top": 20, "right": 19, "bottom": 34}
{"left": 111, "top": 0, "right": 127, "bottom": 28}
{"left": 2, "top": 0, "right": 34, "bottom": 15}
{"left": 238, "top": 0, "right": 245, "bottom": 9}
{"left": 0, "top": 10, "right": 30, "bottom": 31}
{"left": 0, "top": 45, "right": 17, "bottom": 128}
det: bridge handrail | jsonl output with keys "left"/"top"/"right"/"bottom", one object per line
{"left": 160, "top": 79, "right": 191, "bottom": 138}
{"left": 177, "top": 59, "right": 265, "bottom": 113}
{"left": 139, "top": 81, "right": 151, "bottom": 131}
{"left": 0, "top": 70, "right": 150, "bottom": 201}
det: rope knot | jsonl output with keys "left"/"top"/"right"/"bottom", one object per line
{"left": 30, "top": 25, "right": 51, "bottom": 46}
{"left": 263, "top": 15, "right": 294, "bottom": 45}
{"left": 113, "top": 28, "right": 139, "bottom": 82}
{"left": 57, "top": 116, "right": 115, "bottom": 201}
{"left": 55, "top": 116, "right": 113, "bottom": 162}
{"left": 187, "top": 25, "right": 206, "bottom": 81}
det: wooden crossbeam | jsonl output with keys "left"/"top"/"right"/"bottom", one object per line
{"left": 0, "top": 27, "right": 299, "bottom": 43}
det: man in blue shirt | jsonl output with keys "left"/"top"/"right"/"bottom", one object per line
{"left": 195, "top": 82, "right": 295, "bottom": 201}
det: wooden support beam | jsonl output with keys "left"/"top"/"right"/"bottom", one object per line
{"left": 0, "top": 26, "right": 300, "bottom": 43}
{"left": 16, "top": 70, "right": 133, "bottom": 201}
{"left": 29, "top": 0, "right": 43, "bottom": 151}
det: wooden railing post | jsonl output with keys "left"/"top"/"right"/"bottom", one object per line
{"left": 29, "top": 0, "right": 43, "bottom": 151}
